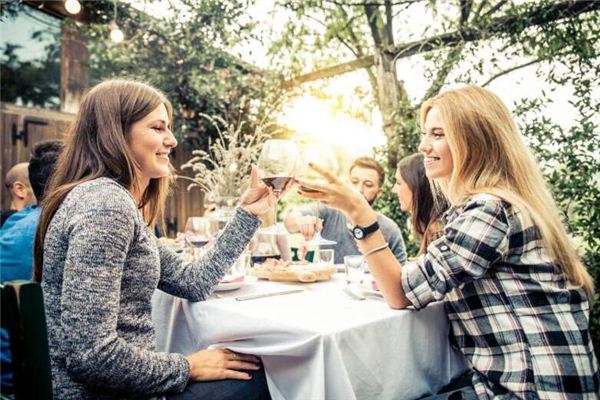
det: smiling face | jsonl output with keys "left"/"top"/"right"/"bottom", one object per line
{"left": 128, "top": 103, "right": 177, "bottom": 188}
{"left": 391, "top": 169, "right": 414, "bottom": 212}
{"left": 418, "top": 106, "right": 453, "bottom": 181}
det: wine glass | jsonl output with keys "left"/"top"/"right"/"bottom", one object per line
{"left": 257, "top": 139, "right": 299, "bottom": 233}
{"left": 184, "top": 217, "right": 214, "bottom": 259}
{"left": 297, "top": 143, "right": 338, "bottom": 253}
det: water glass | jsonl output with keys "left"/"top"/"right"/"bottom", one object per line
{"left": 229, "top": 251, "right": 251, "bottom": 277}
{"left": 344, "top": 255, "right": 364, "bottom": 285}
{"left": 315, "top": 249, "right": 335, "bottom": 266}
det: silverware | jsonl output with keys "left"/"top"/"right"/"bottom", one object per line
{"left": 343, "top": 286, "right": 366, "bottom": 301}
{"left": 235, "top": 289, "right": 304, "bottom": 301}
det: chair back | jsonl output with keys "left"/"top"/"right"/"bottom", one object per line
{"left": 1, "top": 281, "right": 53, "bottom": 400}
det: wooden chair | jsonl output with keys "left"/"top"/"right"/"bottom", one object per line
{"left": 1, "top": 281, "right": 53, "bottom": 400}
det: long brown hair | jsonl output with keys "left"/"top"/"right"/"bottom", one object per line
{"left": 397, "top": 153, "right": 447, "bottom": 254}
{"left": 420, "top": 85, "right": 594, "bottom": 299}
{"left": 34, "top": 79, "right": 174, "bottom": 282}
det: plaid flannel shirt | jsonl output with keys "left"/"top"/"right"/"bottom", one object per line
{"left": 402, "top": 194, "right": 599, "bottom": 399}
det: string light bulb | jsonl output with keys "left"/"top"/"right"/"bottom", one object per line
{"left": 109, "top": 22, "right": 124, "bottom": 43}
{"left": 64, "top": 0, "right": 81, "bottom": 15}
{"left": 110, "top": 0, "right": 124, "bottom": 43}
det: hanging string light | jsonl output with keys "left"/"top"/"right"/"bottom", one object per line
{"left": 64, "top": 0, "right": 81, "bottom": 15}
{"left": 109, "top": 0, "right": 124, "bottom": 43}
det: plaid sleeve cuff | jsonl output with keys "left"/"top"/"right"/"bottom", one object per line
{"left": 402, "top": 240, "right": 460, "bottom": 309}
{"left": 401, "top": 256, "right": 438, "bottom": 309}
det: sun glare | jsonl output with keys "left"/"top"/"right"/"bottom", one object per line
{"left": 278, "top": 96, "right": 386, "bottom": 154}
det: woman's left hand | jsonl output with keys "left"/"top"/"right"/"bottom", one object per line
{"left": 239, "top": 165, "right": 275, "bottom": 218}
{"left": 296, "top": 163, "right": 376, "bottom": 226}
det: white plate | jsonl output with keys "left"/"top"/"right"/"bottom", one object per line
{"left": 215, "top": 281, "right": 244, "bottom": 291}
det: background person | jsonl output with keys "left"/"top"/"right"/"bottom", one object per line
{"left": 1, "top": 162, "right": 36, "bottom": 226}
{"left": 0, "top": 139, "right": 63, "bottom": 396}
{"left": 0, "top": 139, "right": 63, "bottom": 282}
{"left": 285, "top": 156, "right": 407, "bottom": 264}
{"left": 392, "top": 153, "right": 448, "bottom": 256}
{"left": 297, "top": 86, "right": 598, "bottom": 398}
{"left": 34, "top": 79, "right": 273, "bottom": 400}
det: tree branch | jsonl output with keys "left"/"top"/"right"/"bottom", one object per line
{"left": 480, "top": 0, "right": 508, "bottom": 19}
{"left": 322, "top": 0, "right": 425, "bottom": 6}
{"left": 384, "top": 0, "right": 394, "bottom": 46}
{"left": 364, "top": 4, "right": 383, "bottom": 48}
{"left": 283, "top": 0, "right": 600, "bottom": 88}
{"left": 282, "top": 56, "right": 375, "bottom": 89}
{"left": 480, "top": 55, "right": 555, "bottom": 87}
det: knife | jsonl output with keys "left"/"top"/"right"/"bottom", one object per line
{"left": 235, "top": 289, "right": 304, "bottom": 301}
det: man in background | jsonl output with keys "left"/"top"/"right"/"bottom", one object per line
{"left": 285, "top": 156, "right": 407, "bottom": 264}
{"left": 0, "top": 140, "right": 63, "bottom": 281}
{"left": 1, "top": 163, "right": 36, "bottom": 226}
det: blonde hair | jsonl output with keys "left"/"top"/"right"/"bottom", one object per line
{"left": 34, "top": 79, "right": 174, "bottom": 282}
{"left": 420, "top": 85, "right": 594, "bottom": 299}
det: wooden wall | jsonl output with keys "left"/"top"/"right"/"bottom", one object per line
{"left": 0, "top": 102, "right": 205, "bottom": 237}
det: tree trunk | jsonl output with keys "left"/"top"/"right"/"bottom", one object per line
{"left": 373, "top": 51, "right": 417, "bottom": 169}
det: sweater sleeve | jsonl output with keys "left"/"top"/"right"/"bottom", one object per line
{"left": 60, "top": 192, "right": 189, "bottom": 395}
{"left": 157, "top": 207, "right": 261, "bottom": 301}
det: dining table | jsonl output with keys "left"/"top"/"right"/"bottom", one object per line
{"left": 151, "top": 272, "right": 468, "bottom": 400}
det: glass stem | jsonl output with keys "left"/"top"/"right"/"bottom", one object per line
{"left": 314, "top": 201, "right": 321, "bottom": 262}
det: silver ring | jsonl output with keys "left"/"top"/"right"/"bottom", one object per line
{"left": 232, "top": 353, "right": 237, "bottom": 360}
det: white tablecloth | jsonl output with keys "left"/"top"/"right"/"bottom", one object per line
{"left": 152, "top": 274, "right": 468, "bottom": 400}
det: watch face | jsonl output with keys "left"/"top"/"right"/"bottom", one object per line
{"left": 353, "top": 227, "right": 364, "bottom": 239}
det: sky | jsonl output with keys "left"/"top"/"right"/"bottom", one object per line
{"left": 126, "top": 0, "right": 588, "bottom": 157}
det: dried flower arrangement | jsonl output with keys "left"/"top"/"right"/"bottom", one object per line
{"left": 179, "top": 113, "right": 274, "bottom": 201}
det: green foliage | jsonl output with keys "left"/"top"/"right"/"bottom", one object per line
{"left": 0, "top": 3, "right": 61, "bottom": 109}
{"left": 81, "top": 0, "right": 279, "bottom": 150}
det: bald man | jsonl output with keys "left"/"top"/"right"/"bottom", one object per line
{"left": 1, "top": 163, "right": 36, "bottom": 227}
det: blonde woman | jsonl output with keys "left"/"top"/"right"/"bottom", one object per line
{"left": 34, "top": 80, "right": 273, "bottom": 399}
{"left": 298, "top": 86, "right": 599, "bottom": 398}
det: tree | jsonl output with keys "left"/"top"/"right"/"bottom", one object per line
{"left": 81, "top": 0, "right": 281, "bottom": 150}
{"left": 268, "top": 0, "right": 600, "bottom": 355}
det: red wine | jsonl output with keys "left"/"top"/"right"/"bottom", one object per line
{"left": 262, "top": 176, "right": 293, "bottom": 193}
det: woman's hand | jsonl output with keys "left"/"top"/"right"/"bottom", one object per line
{"left": 186, "top": 348, "right": 261, "bottom": 381}
{"left": 239, "top": 165, "right": 276, "bottom": 218}
{"left": 296, "top": 163, "right": 377, "bottom": 226}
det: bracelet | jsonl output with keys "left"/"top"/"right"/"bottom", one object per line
{"left": 362, "top": 243, "right": 389, "bottom": 258}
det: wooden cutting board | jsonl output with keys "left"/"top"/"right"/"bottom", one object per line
{"left": 251, "top": 265, "right": 337, "bottom": 283}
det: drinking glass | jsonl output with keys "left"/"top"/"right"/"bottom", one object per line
{"left": 343, "top": 255, "right": 365, "bottom": 285}
{"left": 257, "top": 139, "right": 299, "bottom": 233}
{"left": 297, "top": 143, "right": 338, "bottom": 247}
{"left": 184, "top": 217, "right": 213, "bottom": 259}
{"left": 315, "top": 248, "right": 335, "bottom": 266}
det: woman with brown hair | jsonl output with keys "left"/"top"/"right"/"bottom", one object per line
{"left": 392, "top": 153, "right": 447, "bottom": 255}
{"left": 298, "top": 86, "right": 598, "bottom": 398}
{"left": 34, "top": 79, "right": 273, "bottom": 399}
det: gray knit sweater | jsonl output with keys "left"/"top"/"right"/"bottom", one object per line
{"left": 41, "top": 178, "right": 260, "bottom": 399}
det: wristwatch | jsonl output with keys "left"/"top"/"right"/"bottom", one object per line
{"left": 351, "top": 220, "right": 380, "bottom": 240}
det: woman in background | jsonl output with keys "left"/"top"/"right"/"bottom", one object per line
{"left": 392, "top": 153, "right": 447, "bottom": 255}
{"left": 34, "top": 79, "right": 273, "bottom": 400}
